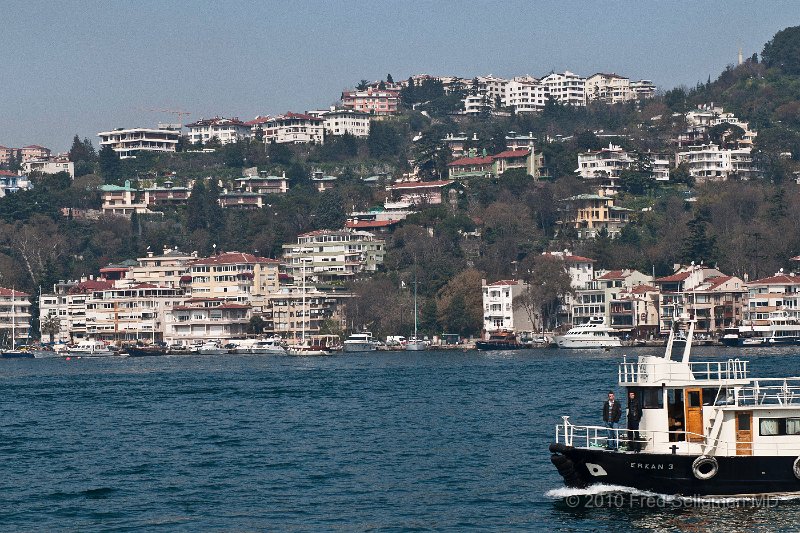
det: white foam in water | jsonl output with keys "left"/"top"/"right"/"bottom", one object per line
{"left": 545, "top": 484, "right": 800, "bottom": 504}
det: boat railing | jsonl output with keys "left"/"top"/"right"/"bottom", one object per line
{"left": 736, "top": 378, "right": 800, "bottom": 406}
{"left": 555, "top": 417, "right": 800, "bottom": 456}
{"left": 618, "top": 358, "right": 749, "bottom": 384}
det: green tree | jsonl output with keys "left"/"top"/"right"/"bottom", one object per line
{"left": 247, "top": 315, "right": 266, "bottom": 335}
{"left": 98, "top": 145, "right": 121, "bottom": 184}
{"left": 268, "top": 140, "right": 293, "bottom": 166}
{"left": 762, "top": 25, "right": 800, "bottom": 75}
{"left": 367, "top": 121, "right": 403, "bottom": 159}
{"left": 515, "top": 254, "right": 574, "bottom": 331}
{"left": 40, "top": 312, "right": 61, "bottom": 343}
{"left": 386, "top": 73, "right": 394, "bottom": 84}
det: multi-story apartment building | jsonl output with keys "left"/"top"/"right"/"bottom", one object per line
{"left": 743, "top": 272, "right": 800, "bottom": 325}
{"left": 262, "top": 113, "right": 324, "bottom": 144}
{"left": 341, "top": 87, "right": 400, "bottom": 115}
{"left": 539, "top": 251, "right": 595, "bottom": 327}
{"left": 481, "top": 279, "right": 535, "bottom": 334}
{"left": 129, "top": 247, "right": 198, "bottom": 288}
{"left": 98, "top": 125, "right": 181, "bottom": 159}
{"left": 282, "top": 230, "right": 385, "bottom": 284}
{"left": 504, "top": 77, "right": 549, "bottom": 113}
{"left": 185, "top": 252, "right": 280, "bottom": 302}
{"left": 233, "top": 173, "right": 289, "bottom": 195}
{"left": 186, "top": 117, "right": 252, "bottom": 145}
{"left": 655, "top": 265, "right": 746, "bottom": 335}
{"left": 261, "top": 285, "right": 348, "bottom": 340}
{"left": 585, "top": 73, "right": 635, "bottom": 104}
{"left": 630, "top": 80, "right": 657, "bottom": 99}
{"left": 575, "top": 143, "right": 635, "bottom": 194}
{"left": 558, "top": 193, "right": 632, "bottom": 239}
{"left": 0, "top": 287, "right": 31, "bottom": 347}
{"left": 0, "top": 171, "right": 32, "bottom": 197}
{"left": 164, "top": 298, "right": 251, "bottom": 345}
{"left": 462, "top": 94, "right": 493, "bottom": 116}
{"left": 609, "top": 284, "right": 660, "bottom": 337}
{"left": 39, "top": 279, "right": 115, "bottom": 342}
{"left": 20, "top": 145, "right": 51, "bottom": 162}
{"left": 541, "top": 71, "right": 586, "bottom": 106}
{"left": 100, "top": 181, "right": 152, "bottom": 216}
{"left": 142, "top": 180, "right": 192, "bottom": 207}
{"left": 448, "top": 148, "right": 538, "bottom": 180}
{"left": 575, "top": 269, "right": 654, "bottom": 329}
{"left": 676, "top": 144, "right": 758, "bottom": 182}
{"left": 312, "top": 108, "right": 371, "bottom": 137}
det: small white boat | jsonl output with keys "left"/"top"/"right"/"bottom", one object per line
{"left": 195, "top": 341, "right": 228, "bottom": 355}
{"left": 554, "top": 316, "right": 622, "bottom": 349}
{"left": 67, "top": 340, "right": 117, "bottom": 357}
{"left": 343, "top": 332, "right": 378, "bottom": 352}
{"left": 250, "top": 337, "right": 286, "bottom": 354}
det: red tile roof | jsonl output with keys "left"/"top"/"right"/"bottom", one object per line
{"left": 0, "top": 170, "right": 19, "bottom": 176}
{"left": 388, "top": 180, "right": 454, "bottom": 189}
{"left": 656, "top": 271, "right": 692, "bottom": 283}
{"left": 68, "top": 280, "right": 115, "bottom": 293}
{"left": 630, "top": 284, "right": 657, "bottom": 294}
{"left": 448, "top": 156, "right": 494, "bottom": 167}
{"left": 492, "top": 149, "right": 530, "bottom": 159}
{"left": 345, "top": 220, "right": 400, "bottom": 229}
{"left": 0, "top": 287, "right": 30, "bottom": 297}
{"left": 598, "top": 270, "right": 624, "bottom": 280}
{"left": 22, "top": 144, "right": 48, "bottom": 150}
{"left": 191, "top": 252, "right": 278, "bottom": 265}
{"left": 701, "top": 276, "right": 734, "bottom": 291}
{"left": 747, "top": 274, "right": 800, "bottom": 285}
{"left": 245, "top": 115, "right": 271, "bottom": 126}
{"left": 487, "top": 280, "right": 518, "bottom": 287}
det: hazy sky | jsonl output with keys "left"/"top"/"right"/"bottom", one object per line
{"left": 2, "top": 0, "right": 797, "bottom": 152}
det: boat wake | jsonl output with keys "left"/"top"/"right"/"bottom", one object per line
{"left": 545, "top": 483, "right": 800, "bottom": 504}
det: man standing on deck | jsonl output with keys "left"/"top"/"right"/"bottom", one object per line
{"left": 627, "top": 391, "right": 642, "bottom": 452}
{"left": 602, "top": 391, "right": 622, "bottom": 450}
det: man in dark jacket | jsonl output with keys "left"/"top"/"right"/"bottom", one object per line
{"left": 602, "top": 391, "right": 622, "bottom": 450}
{"left": 627, "top": 391, "right": 643, "bottom": 452}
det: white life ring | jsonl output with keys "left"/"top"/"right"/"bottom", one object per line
{"left": 792, "top": 457, "right": 800, "bottom": 480}
{"left": 692, "top": 455, "right": 718, "bottom": 480}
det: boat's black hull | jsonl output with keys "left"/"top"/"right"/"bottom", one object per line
{"left": 475, "top": 341, "right": 527, "bottom": 350}
{"left": 1, "top": 351, "right": 35, "bottom": 359}
{"left": 124, "top": 347, "right": 168, "bottom": 357}
{"left": 550, "top": 442, "right": 800, "bottom": 496}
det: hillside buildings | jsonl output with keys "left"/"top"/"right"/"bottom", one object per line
{"left": 262, "top": 113, "right": 324, "bottom": 144}
{"left": 186, "top": 117, "right": 252, "bottom": 145}
{"left": 448, "top": 147, "right": 539, "bottom": 179}
{"left": 0, "top": 171, "right": 32, "bottom": 197}
{"left": 558, "top": 193, "right": 632, "bottom": 239}
{"left": 281, "top": 230, "right": 385, "bottom": 284}
{"left": 341, "top": 87, "right": 400, "bottom": 115}
{"left": 98, "top": 126, "right": 181, "bottom": 158}
{"left": 676, "top": 144, "right": 757, "bottom": 182}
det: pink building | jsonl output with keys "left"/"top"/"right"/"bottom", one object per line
{"left": 341, "top": 87, "right": 400, "bottom": 115}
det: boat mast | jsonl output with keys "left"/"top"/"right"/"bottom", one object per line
{"left": 301, "top": 260, "right": 306, "bottom": 345}
{"left": 413, "top": 276, "right": 418, "bottom": 339}
{"left": 11, "top": 287, "right": 15, "bottom": 350}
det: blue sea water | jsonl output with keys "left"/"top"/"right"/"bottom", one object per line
{"left": 3, "top": 347, "right": 800, "bottom": 531}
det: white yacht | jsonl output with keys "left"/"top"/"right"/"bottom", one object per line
{"left": 195, "top": 341, "right": 228, "bottom": 355}
{"left": 249, "top": 337, "right": 286, "bottom": 354}
{"left": 343, "top": 332, "right": 378, "bottom": 353}
{"left": 67, "top": 340, "right": 117, "bottom": 357}
{"left": 554, "top": 316, "right": 622, "bottom": 349}
{"left": 550, "top": 314, "right": 800, "bottom": 496}
{"left": 730, "top": 310, "right": 800, "bottom": 346}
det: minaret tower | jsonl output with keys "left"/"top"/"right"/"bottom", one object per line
{"left": 738, "top": 46, "right": 743, "bottom": 65}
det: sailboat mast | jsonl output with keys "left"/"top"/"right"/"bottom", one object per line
{"left": 413, "top": 278, "right": 418, "bottom": 337}
{"left": 301, "top": 261, "right": 306, "bottom": 345}
{"left": 11, "top": 288, "right": 15, "bottom": 350}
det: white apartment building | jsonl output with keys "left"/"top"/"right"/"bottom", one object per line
{"left": 585, "top": 73, "right": 635, "bottom": 104}
{"left": 22, "top": 157, "right": 74, "bottom": 178}
{"left": 572, "top": 269, "right": 654, "bottom": 327}
{"left": 312, "top": 108, "right": 371, "bottom": 137}
{"left": 0, "top": 287, "right": 31, "bottom": 347}
{"left": 463, "top": 94, "right": 493, "bottom": 115}
{"left": 282, "top": 230, "right": 385, "bottom": 284}
{"left": 684, "top": 104, "right": 758, "bottom": 148}
{"left": 541, "top": 71, "right": 586, "bottom": 106}
{"left": 129, "top": 247, "right": 197, "bottom": 288}
{"left": 744, "top": 272, "right": 800, "bottom": 325}
{"left": 39, "top": 279, "right": 115, "bottom": 343}
{"left": 164, "top": 298, "right": 250, "bottom": 345}
{"left": 186, "top": 117, "right": 252, "bottom": 145}
{"left": 505, "top": 77, "right": 549, "bottom": 113}
{"left": 262, "top": 113, "right": 324, "bottom": 144}
{"left": 481, "top": 279, "right": 535, "bottom": 334}
{"left": 575, "top": 143, "right": 635, "bottom": 194}
{"left": 0, "top": 171, "right": 33, "bottom": 197}
{"left": 540, "top": 251, "right": 595, "bottom": 326}
{"left": 630, "top": 80, "right": 657, "bottom": 99}
{"left": 98, "top": 126, "right": 181, "bottom": 159}
{"left": 676, "top": 144, "right": 757, "bottom": 182}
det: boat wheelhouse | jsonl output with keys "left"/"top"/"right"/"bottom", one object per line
{"left": 343, "top": 332, "right": 378, "bottom": 352}
{"left": 550, "top": 316, "right": 800, "bottom": 495}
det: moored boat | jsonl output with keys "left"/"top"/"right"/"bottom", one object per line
{"left": 550, "top": 314, "right": 800, "bottom": 496}
{"left": 67, "top": 340, "right": 117, "bottom": 357}
{"left": 195, "top": 341, "right": 228, "bottom": 355}
{"left": 343, "top": 332, "right": 378, "bottom": 353}
{"left": 124, "top": 343, "right": 169, "bottom": 357}
{"left": 1, "top": 349, "right": 35, "bottom": 359}
{"left": 475, "top": 330, "right": 526, "bottom": 350}
{"left": 553, "top": 316, "right": 622, "bottom": 349}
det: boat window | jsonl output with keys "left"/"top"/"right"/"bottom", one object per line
{"left": 687, "top": 390, "right": 701, "bottom": 408}
{"left": 634, "top": 387, "right": 663, "bottom": 409}
{"left": 702, "top": 388, "right": 728, "bottom": 406}
{"left": 759, "top": 418, "right": 780, "bottom": 436}
{"left": 788, "top": 418, "right": 800, "bottom": 435}
{"left": 738, "top": 413, "right": 751, "bottom": 432}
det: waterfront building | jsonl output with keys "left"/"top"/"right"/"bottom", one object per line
{"left": 282, "top": 230, "right": 385, "bottom": 284}
{"left": 39, "top": 278, "right": 115, "bottom": 343}
{"left": 481, "top": 279, "right": 535, "bottom": 334}
{"left": 341, "top": 87, "right": 400, "bottom": 115}
{"left": 261, "top": 284, "right": 348, "bottom": 341}
{"left": 0, "top": 287, "right": 31, "bottom": 347}
{"left": 0, "top": 171, "right": 32, "bottom": 197}
{"left": 98, "top": 125, "right": 181, "bottom": 158}
{"left": 164, "top": 298, "right": 250, "bottom": 345}
{"left": 609, "top": 284, "right": 661, "bottom": 337}
{"left": 578, "top": 269, "right": 655, "bottom": 330}
{"left": 186, "top": 117, "right": 252, "bottom": 145}
{"left": 262, "top": 112, "right": 324, "bottom": 144}
{"left": 558, "top": 193, "right": 632, "bottom": 239}
{"left": 743, "top": 271, "right": 800, "bottom": 326}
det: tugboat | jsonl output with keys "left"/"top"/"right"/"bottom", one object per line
{"left": 550, "top": 314, "right": 800, "bottom": 496}
{"left": 475, "top": 330, "right": 526, "bottom": 350}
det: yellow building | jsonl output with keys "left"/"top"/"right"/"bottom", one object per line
{"left": 559, "top": 193, "right": 632, "bottom": 239}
